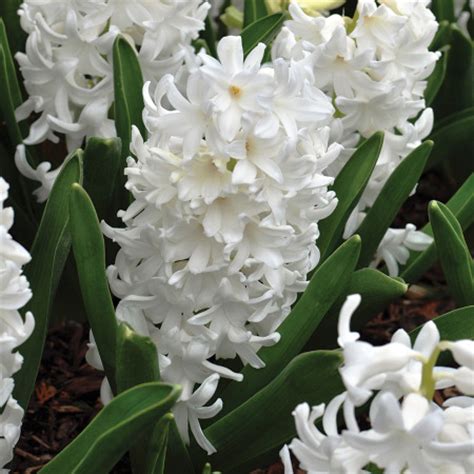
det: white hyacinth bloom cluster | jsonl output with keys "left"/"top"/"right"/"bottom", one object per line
{"left": 0, "top": 178, "right": 35, "bottom": 470}
{"left": 89, "top": 35, "right": 341, "bottom": 453}
{"left": 282, "top": 294, "right": 474, "bottom": 474}
{"left": 14, "top": 0, "right": 210, "bottom": 201}
{"left": 273, "top": 0, "right": 439, "bottom": 274}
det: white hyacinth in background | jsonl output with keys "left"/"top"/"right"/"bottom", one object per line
{"left": 0, "top": 178, "right": 34, "bottom": 470}
{"left": 273, "top": 0, "right": 439, "bottom": 274}
{"left": 87, "top": 34, "right": 341, "bottom": 453}
{"left": 281, "top": 294, "right": 474, "bottom": 474}
{"left": 14, "top": 0, "right": 210, "bottom": 201}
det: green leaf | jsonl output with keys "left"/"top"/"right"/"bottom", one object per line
{"left": 318, "top": 132, "right": 384, "bottom": 261}
{"left": 431, "top": 0, "right": 456, "bottom": 22}
{"left": 83, "top": 137, "right": 122, "bottom": 221}
{"left": 427, "top": 108, "right": 474, "bottom": 170}
{"left": 113, "top": 35, "right": 146, "bottom": 161}
{"left": 241, "top": 13, "right": 285, "bottom": 57}
{"left": 243, "top": 0, "right": 269, "bottom": 27}
{"left": 401, "top": 174, "right": 474, "bottom": 283}
{"left": 433, "top": 25, "right": 473, "bottom": 118}
{"left": 425, "top": 47, "right": 449, "bottom": 106}
{"left": 429, "top": 201, "right": 474, "bottom": 306}
{"left": 140, "top": 413, "right": 174, "bottom": 474}
{"left": 39, "top": 383, "right": 181, "bottom": 474}
{"left": 116, "top": 323, "right": 160, "bottom": 393}
{"left": 204, "top": 351, "right": 343, "bottom": 473}
{"left": 356, "top": 141, "right": 433, "bottom": 269}
{"left": 200, "top": 15, "right": 218, "bottom": 58}
{"left": 13, "top": 151, "right": 84, "bottom": 409}
{"left": 307, "top": 268, "right": 407, "bottom": 350}
{"left": 410, "top": 306, "right": 474, "bottom": 342}
{"left": 0, "top": 19, "right": 26, "bottom": 146}
{"left": 69, "top": 184, "right": 117, "bottom": 385}
{"left": 219, "top": 235, "right": 360, "bottom": 417}
{"left": 0, "top": 1, "right": 26, "bottom": 61}
{"left": 430, "top": 21, "right": 451, "bottom": 51}
{"left": 115, "top": 322, "right": 161, "bottom": 474}
{"left": 165, "top": 421, "right": 196, "bottom": 474}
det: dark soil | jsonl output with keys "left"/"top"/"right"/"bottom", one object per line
{"left": 10, "top": 171, "right": 457, "bottom": 473}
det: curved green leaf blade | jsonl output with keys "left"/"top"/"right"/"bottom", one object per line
{"left": 241, "top": 13, "right": 285, "bottom": 56}
{"left": 116, "top": 322, "right": 161, "bottom": 474}
{"left": 83, "top": 137, "right": 122, "bottom": 221}
{"left": 204, "top": 351, "right": 343, "bottom": 473}
{"left": 243, "top": 0, "right": 269, "bottom": 27}
{"left": 425, "top": 47, "right": 449, "bottom": 106}
{"left": 427, "top": 108, "right": 474, "bottom": 170}
{"left": 113, "top": 35, "right": 146, "bottom": 160}
{"left": 432, "top": 0, "right": 455, "bottom": 22}
{"left": 429, "top": 201, "right": 474, "bottom": 306}
{"left": 356, "top": 141, "right": 433, "bottom": 268}
{"left": 0, "top": 19, "right": 26, "bottom": 146}
{"left": 39, "top": 383, "right": 181, "bottom": 474}
{"left": 165, "top": 421, "right": 196, "bottom": 474}
{"left": 401, "top": 174, "right": 474, "bottom": 283}
{"left": 69, "top": 183, "right": 117, "bottom": 384}
{"left": 318, "top": 132, "right": 384, "bottom": 261}
{"left": 410, "top": 306, "right": 474, "bottom": 342}
{"left": 220, "top": 235, "right": 360, "bottom": 416}
{"left": 0, "top": 1, "right": 26, "bottom": 56}
{"left": 307, "top": 268, "right": 407, "bottom": 350}
{"left": 13, "top": 151, "right": 84, "bottom": 409}
{"left": 433, "top": 25, "right": 473, "bottom": 118}
{"left": 142, "top": 413, "right": 173, "bottom": 474}
{"left": 200, "top": 15, "right": 218, "bottom": 58}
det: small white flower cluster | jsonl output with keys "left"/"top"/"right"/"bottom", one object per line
{"left": 274, "top": 0, "right": 439, "bottom": 273}
{"left": 90, "top": 35, "right": 340, "bottom": 453}
{"left": 14, "top": 0, "right": 210, "bottom": 200}
{"left": 282, "top": 294, "right": 474, "bottom": 474}
{"left": 0, "top": 178, "right": 34, "bottom": 471}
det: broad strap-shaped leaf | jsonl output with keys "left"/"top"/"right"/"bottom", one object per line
{"left": 430, "top": 20, "right": 451, "bottom": 51}
{"left": 0, "top": 18, "right": 26, "bottom": 146}
{"left": 401, "top": 173, "right": 474, "bottom": 283}
{"left": 410, "top": 306, "right": 474, "bottom": 342}
{"left": 13, "top": 151, "right": 84, "bottom": 409}
{"left": 204, "top": 351, "right": 343, "bottom": 473}
{"left": 356, "top": 141, "right": 433, "bottom": 268}
{"left": 116, "top": 322, "right": 161, "bottom": 474}
{"left": 69, "top": 183, "right": 117, "bottom": 384}
{"left": 318, "top": 132, "right": 384, "bottom": 261}
{"left": 431, "top": 0, "right": 456, "bottom": 22}
{"left": 425, "top": 47, "right": 449, "bottom": 106}
{"left": 240, "top": 13, "right": 285, "bottom": 57}
{"left": 427, "top": 107, "right": 474, "bottom": 170}
{"left": 219, "top": 235, "right": 360, "bottom": 417}
{"left": 429, "top": 201, "right": 474, "bottom": 306}
{"left": 39, "top": 383, "right": 181, "bottom": 474}
{"left": 0, "top": 1, "right": 26, "bottom": 69}
{"left": 83, "top": 137, "right": 122, "bottom": 221}
{"left": 165, "top": 421, "right": 196, "bottom": 474}
{"left": 307, "top": 268, "right": 407, "bottom": 350}
{"left": 243, "top": 0, "right": 269, "bottom": 27}
{"left": 142, "top": 413, "right": 174, "bottom": 474}
{"left": 116, "top": 323, "right": 160, "bottom": 393}
{"left": 113, "top": 35, "right": 146, "bottom": 161}
{"left": 432, "top": 25, "right": 473, "bottom": 119}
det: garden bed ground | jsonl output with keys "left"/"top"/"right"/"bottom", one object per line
{"left": 11, "top": 172, "right": 455, "bottom": 473}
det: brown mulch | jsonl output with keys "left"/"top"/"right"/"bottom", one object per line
{"left": 10, "top": 171, "right": 458, "bottom": 473}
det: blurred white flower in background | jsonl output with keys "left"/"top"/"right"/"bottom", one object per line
{"left": 282, "top": 293, "right": 474, "bottom": 474}
{"left": 0, "top": 178, "right": 35, "bottom": 470}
